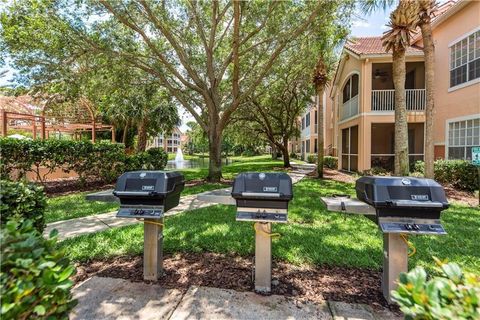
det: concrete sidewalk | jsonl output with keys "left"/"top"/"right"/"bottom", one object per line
{"left": 71, "top": 277, "right": 401, "bottom": 320}
{"left": 45, "top": 168, "right": 312, "bottom": 240}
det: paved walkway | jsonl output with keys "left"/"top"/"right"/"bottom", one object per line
{"left": 45, "top": 167, "right": 312, "bottom": 240}
{"left": 71, "top": 276, "right": 401, "bottom": 320}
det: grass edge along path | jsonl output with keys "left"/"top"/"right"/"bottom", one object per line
{"left": 58, "top": 178, "right": 480, "bottom": 274}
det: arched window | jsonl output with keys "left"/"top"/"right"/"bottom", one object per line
{"left": 342, "top": 74, "right": 359, "bottom": 104}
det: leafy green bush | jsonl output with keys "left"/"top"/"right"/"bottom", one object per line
{"left": 306, "top": 154, "right": 317, "bottom": 164}
{"left": 289, "top": 152, "right": 298, "bottom": 160}
{"left": 363, "top": 166, "right": 392, "bottom": 176}
{"left": 324, "top": 156, "right": 338, "bottom": 169}
{"left": 392, "top": 259, "right": 480, "bottom": 320}
{"left": 125, "top": 147, "right": 168, "bottom": 171}
{"left": 0, "top": 180, "right": 46, "bottom": 233}
{"left": 414, "top": 160, "right": 477, "bottom": 191}
{"left": 0, "top": 138, "right": 125, "bottom": 184}
{"left": 0, "top": 219, "right": 77, "bottom": 319}
{"left": 146, "top": 147, "right": 168, "bottom": 169}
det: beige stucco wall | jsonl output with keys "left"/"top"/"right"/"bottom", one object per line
{"left": 416, "top": 1, "right": 480, "bottom": 157}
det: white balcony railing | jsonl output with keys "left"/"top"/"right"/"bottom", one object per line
{"left": 372, "top": 89, "right": 426, "bottom": 111}
{"left": 341, "top": 95, "right": 359, "bottom": 120}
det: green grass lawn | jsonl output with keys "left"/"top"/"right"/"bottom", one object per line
{"left": 58, "top": 178, "right": 480, "bottom": 274}
{"left": 45, "top": 192, "right": 119, "bottom": 223}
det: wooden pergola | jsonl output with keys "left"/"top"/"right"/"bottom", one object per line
{"left": 0, "top": 95, "right": 115, "bottom": 142}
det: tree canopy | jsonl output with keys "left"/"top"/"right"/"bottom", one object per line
{"left": 1, "top": 0, "right": 355, "bottom": 180}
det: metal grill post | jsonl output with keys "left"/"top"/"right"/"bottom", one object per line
{"left": 255, "top": 222, "right": 272, "bottom": 293}
{"left": 143, "top": 218, "right": 164, "bottom": 281}
{"left": 383, "top": 233, "right": 408, "bottom": 302}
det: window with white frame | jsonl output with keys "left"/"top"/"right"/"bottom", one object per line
{"left": 447, "top": 117, "right": 480, "bottom": 160}
{"left": 450, "top": 30, "right": 480, "bottom": 88}
{"left": 306, "top": 113, "right": 310, "bottom": 128}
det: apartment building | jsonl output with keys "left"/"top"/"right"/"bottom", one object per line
{"left": 290, "top": 94, "right": 334, "bottom": 160}
{"left": 150, "top": 127, "right": 184, "bottom": 153}
{"left": 324, "top": 0, "right": 479, "bottom": 172}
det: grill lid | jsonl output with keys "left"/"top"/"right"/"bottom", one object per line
{"left": 355, "top": 176, "right": 448, "bottom": 210}
{"left": 113, "top": 171, "right": 184, "bottom": 198}
{"left": 231, "top": 172, "right": 293, "bottom": 200}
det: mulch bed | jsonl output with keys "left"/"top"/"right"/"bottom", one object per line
{"left": 42, "top": 178, "right": 114, "bottom": 197}
{"left": 73, "top": 252, "right": 399, "bottom": 313}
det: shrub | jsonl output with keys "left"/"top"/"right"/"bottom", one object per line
{"left": 414, "top": 160, "right": 477, "bottom": 191}
{"left": 0, "top": 180, "right": 46, "bottom": 233}
{"left": 306, "top": 154, "right": 317, "bottom": 164}
{"left": 324, "top": 156, "right": 338, "bottom": 169}
{"left": 392, "top": 258, "right": 480, "bottom": 320}
{"left": 0, "top": 138, "right": 126, "bottom": 185}
{"left": 289, "top": 152, "right": 298, "bottom": 160}
{"left": 0, "top": 219, "right": 77, "bottom": 319}
{"left": 363, "top": 166, "right": 391, "bottom": 176}
{"left": 146, "top": 147, "right": 168, "bottom": 169}
{"left": 125, "top": 148, "right": 168, "bottom": 171}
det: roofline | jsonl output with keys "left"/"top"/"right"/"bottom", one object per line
{"left": 412, "top": 0, "right": 470, "bottom": 43}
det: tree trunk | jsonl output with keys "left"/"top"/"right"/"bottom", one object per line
{"left": 122, "top": 120, "right": 129, "bottom": 145}
{"left": 136, "top": 118, "right": 148, "bottom": 153}
{"left": 270, "top": 143, "right": 278, "bottom": 160}
{"left": 207, "top": 129, "right": 223, "bottom": 182}
{"left": 421, "top": 21, "right": 435, "bottom": 179}
{"left": 392, "top": 49, "right": 409, "bottom": 176}
{"left": 316, "top": 86, "right": 325, "bottom": 178}
{"left": 282, "top": 136, "right": 291, "bottom": 168}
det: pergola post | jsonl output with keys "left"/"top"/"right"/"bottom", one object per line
{"left": 91, "top": 120, "right": 96, "bottom": 143}
{"left": 111, "top": 126, "right": 116, "bottom": 143}
{"left": 41, "top": 116, "right": 46, "bottom": 140}
{"left": 32, "top": 118, "right": 37, "bottom": 139}
{"left": 2, "top": 110, "right": 7, "bottom": 137}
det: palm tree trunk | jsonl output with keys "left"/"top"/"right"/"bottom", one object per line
{"left": 316, "top": 85, "right": 324, "bottom": 178}
{"left": 122, "top": 120, "right": 130, "bottom": 145}
{"left": 392, "top": 49, "right": 409, "bottom": 176}
{"left": 136, "top": 118, "right": 148, "bottom": 152}
{"left": 420, "top": 21, "right": 435, "bottom": 179}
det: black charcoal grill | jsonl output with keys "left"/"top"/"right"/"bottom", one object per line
{"left": 231, "top": 172, "right": 293, "bottom": 223}
{"left": 355, "top": 176, "right": 449, "bottom": 234}
{"left": 113, "top": 171, "right": 184, "bottom": 219}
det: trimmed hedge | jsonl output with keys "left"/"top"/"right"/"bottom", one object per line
{"left": 0, "top": 180, "right": 46, "bottom": 233}
{"left": 0, "top": 219, "right": 77, "bottom": 319}
{"left": 414, "top": 160, "right": 478, "bottom": 191}
{"left": 0, "top": 138, "right": 168, "bottom": 185}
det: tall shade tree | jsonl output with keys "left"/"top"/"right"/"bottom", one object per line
{"left": 417, "top": 0, "right": 437, "bottom": 179}
{"left": 382, "top": 1, "right": 419, "bottom": 176}
{"left": 1, "top": 0, "right": 354, "bottom": 182}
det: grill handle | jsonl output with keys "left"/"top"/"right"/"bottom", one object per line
{"left": 241, "top": 192, "right": 281, "bottom": 198}
{"left": 113, "top": 191, "right": 156, "bottom": 197}
{"left": 392, "top": 200, "right": 444, "bottom": 208}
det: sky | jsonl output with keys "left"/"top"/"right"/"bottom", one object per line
{"left": 0, "top": 2, "right": 396, "bottom": 133}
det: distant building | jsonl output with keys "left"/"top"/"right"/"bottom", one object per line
{"left": 150, "top": 127, "right": 184, "bottom": 153}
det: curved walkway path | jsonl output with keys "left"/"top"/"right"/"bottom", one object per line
{"left": 44, "top": 165, "right": 315, "bottom": 241}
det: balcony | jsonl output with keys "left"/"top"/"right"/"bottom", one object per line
{"left": 371, "top": 89, "right": 426, "bottom": 111}
{"left": 341, "top": 95, "right": 359, "bottom": 120}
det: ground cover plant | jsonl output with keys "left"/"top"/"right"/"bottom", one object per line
{"left": 58, "top": 178, "right": 480, "bottom": 275}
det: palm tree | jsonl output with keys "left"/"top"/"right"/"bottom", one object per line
{"left": 382, "top": 1, "right": 419, "bottom": 176}
{"left": 313, "top": 58, "right": 329, "bottom": 178}
{"left": 417, "top": 0, "right": 437, "bottom": 179}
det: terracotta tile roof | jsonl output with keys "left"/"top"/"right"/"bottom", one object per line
{"left": 345, "top": 36, "right": 424, "bottom": 56}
